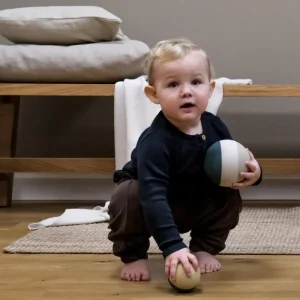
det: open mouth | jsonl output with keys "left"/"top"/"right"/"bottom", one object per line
{"left": 180, "top": 103, "right": 195, "bottom": 109}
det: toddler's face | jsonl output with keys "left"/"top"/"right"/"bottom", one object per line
{"left": 151, "top": 51, "right": 214, "bottom": 126}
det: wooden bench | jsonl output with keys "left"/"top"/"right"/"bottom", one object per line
{"left": 0, "top": 84, "right": 300, "bottom": 207}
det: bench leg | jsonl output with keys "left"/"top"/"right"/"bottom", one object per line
{"left": 0, "top": 96, "right": 20, "bottom": 207}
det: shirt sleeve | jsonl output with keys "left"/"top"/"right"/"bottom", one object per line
{"left": 215, "top": 115, "right": 263, "bottom": 186}
{"left": 137, "top": 133, "right": 187, "bottom": 258}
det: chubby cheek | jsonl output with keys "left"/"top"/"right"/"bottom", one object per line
{"left": 197, "top": 89, "right": 212, "bottom": 102}
{"left": 197, "top": 85, "right": 212, "bottom": 95}
{"left": 198, "top": 99, "right": 209, "bottom": 111}
{"left": 158, "top": 89, "right": 178, "bottom": 103}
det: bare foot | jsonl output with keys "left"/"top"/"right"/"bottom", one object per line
{"left": 192, "top": 251, "right": 221, "bottom": 273}
{"left": 121, "top": 259, "right": 150, "bottom": 281}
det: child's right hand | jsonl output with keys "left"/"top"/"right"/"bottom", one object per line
{"left": 165, "top": 248, "right": 199, "bottom": 281}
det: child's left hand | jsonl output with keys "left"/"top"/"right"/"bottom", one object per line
{"left": 231, "top": 149, "right": 261, "bottom": 189}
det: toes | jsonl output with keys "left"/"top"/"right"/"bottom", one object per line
{"left": 200, "top": 263, "right": 211, "bottom": 273}
{"left": 200, "top": 264, "right": 206, "bottom": 273}
{"left": 201, "top": 265, "right": 208, "bottom": 273}
{"left": 125, "top": 271, "right": 150, "bottom": 282}
{"left": 210, "top": 264, "right": 216, "bottom": 272}
{"left": 121, "top": 272, "right": 127, "bottom": 280}
{"left": 141, "top": 271, "right": 150, "bottom": 281}
{"left": 200, "top": 263, "right": 221, "bottom": 273}
{"left": 122, "top": 272, "right": 150, "bottom": 282}
{"left": 205, "top": 264, "right": 210, "bottom": 273}
{"left": 131, "top": 272, "right": 139, "bottom": 281}
{"left": 215, "top": 262, "right": 221, "bottom": 271}
{"left": 211, "top": 262, "right": 221, "bottom": 272}
{"left": 206, "top": 264, "right": 213, "bottom": 273}
{"left": 121, "top": 271, "right": 125, "bottom": 280}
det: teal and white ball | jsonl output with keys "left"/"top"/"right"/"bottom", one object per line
{"left": 204, "top": 139, "right": 250, "bottom": 187}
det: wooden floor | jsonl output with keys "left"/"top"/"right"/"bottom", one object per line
{"left": 1, "top": 201, "right": 300, "bottom": 299}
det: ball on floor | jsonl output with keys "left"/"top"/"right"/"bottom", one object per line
{"left": 168, "top": 263, "right": 201, "bottom": 293}
{"left": 204, "top": 139, "right": 250, "bottom": 187}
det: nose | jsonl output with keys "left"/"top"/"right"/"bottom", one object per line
{"left": 180, "top": 84, "right": 192, "bottom": 98}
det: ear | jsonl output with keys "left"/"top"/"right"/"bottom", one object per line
{"left": 144, "top": 85, "right": 160, "bottom": 104}
{"left": 209, "top": 80, "right": 216, "bottom": 97}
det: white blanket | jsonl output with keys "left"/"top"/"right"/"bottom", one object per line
{"left": 114, "top": 75, "right": 252, "bottom": 169}
{"left": 114, "top": 75, "right": 160, "bottom": 170}
{"left": 28, "top": 201, "right": 110, "bottom": 230}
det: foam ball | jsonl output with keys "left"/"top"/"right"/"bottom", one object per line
{"left": 204, "top": 139, "right": 250, "bottom": 187}
{"left": 168, "top": 263, "right": 201, "bottom": 293}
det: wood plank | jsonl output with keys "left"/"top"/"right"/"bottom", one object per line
{"left": 1, "top": 84, "right": 300, "bottom": 97}
{"left": 0, "top": 96, "right": 19, "bottom": 207}
{"left": 259, "top": 158, "right": 300, "bottom": 175}
{"left": 0, "top": 158, "right": 115, "bottom": 173}
{"left": 0, "top": 158, "right": 299, "bottom": 175}
{"left": 0, "top": 101, "right": 14, "bottom": 156}
{"left": 0, "top": 179, "right": 12, "bottom": 208}
{"left": 0, "top": 83, "right": 115, "bottom": 96}
{"left": 223, "top": 84, "right": 300, "bottom": 97}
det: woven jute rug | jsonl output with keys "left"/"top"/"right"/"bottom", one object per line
{"left": 3, "top": 206, "right": 300, "bottom": 254}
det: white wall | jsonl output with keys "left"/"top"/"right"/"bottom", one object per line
{"left": 0, "top": 0, "right": 299, "bottom": 201}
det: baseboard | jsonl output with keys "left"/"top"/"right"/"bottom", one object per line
{"left": 12, "top": 173, "right": 300, "bottom": 201}
{"left": 13, "top": 173, "right": 115, "bottom": 201}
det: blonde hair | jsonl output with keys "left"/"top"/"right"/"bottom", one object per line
{"left": 145, "top": 38, "right": 214, "bottom": 85}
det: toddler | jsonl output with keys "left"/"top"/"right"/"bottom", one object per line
{"left": 108, "top": 38, "right": 262, "bottom": 282}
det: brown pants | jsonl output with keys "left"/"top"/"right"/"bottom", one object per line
{"left": 107, "top": 179, "right": 242, "bottom": 263}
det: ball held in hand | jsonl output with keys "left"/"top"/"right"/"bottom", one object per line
{"left": 204, "top": 139, "right": 250, "bottom": 187}
{"left": 168, "top": 263, "right": 201, "bottom": 293}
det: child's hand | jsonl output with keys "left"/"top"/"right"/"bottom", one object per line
{"left": 231, "top": 149, "right": 261, "bottom": 189}
{"left": 165, "top": 248, "right": 198, "bottom": 281}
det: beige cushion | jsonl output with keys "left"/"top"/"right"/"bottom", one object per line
{"left": 0, "top": 39, "right": 150, "bottom": 83}
{"left": 0, "top": 6, "right": 122, "bottom": 45}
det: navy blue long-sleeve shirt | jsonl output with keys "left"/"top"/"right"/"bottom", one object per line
{"left": 113, "top": 110, "right": 262, "bottom": 258}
